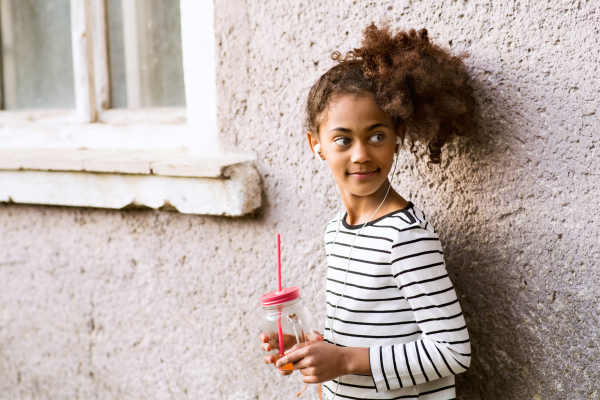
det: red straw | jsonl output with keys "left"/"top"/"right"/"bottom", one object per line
{"left": 277, "top": 315, "right": 284, "bottom": 359}
{"left": 277, "top": 233, "right": 282, "bottom": 292}
{"left": 276, "top": 233, "right": 284, "bottom": 358}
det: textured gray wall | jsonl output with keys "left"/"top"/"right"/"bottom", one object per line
{"left": 1, "top": 0, "right": 599, "bottom": 399}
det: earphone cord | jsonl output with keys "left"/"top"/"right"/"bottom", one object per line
{"left": 312, "top": 163, "right": 342, "bottom": 320}
{"left": 312, "top": 154, "right": 400, "bottom": 400}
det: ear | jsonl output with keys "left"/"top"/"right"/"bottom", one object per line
{"left": 307, "top": 131, "right": 322, "bottom": 159}
{"left": 395, "top": 123, "right": 407, "bottom": 150}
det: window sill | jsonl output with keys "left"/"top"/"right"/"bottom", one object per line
{"left": 0, "top": 149, "right": 261, "bottom": 216}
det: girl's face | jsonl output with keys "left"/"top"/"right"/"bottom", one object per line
{"left": 308, "top": 92, "right": 400, "bottom": 198}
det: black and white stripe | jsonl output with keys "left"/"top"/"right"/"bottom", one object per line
{"left": 322, "top": 203, "right": 470, "bottom": 399}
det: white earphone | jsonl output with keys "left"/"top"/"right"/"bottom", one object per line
{"left": 313, "top": 143, "right": 324, "bottom": 164}
{"left": 313, "top": 135, "right": 401, "bottom": 164}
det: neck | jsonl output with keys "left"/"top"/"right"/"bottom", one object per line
{"left": 339, "top": 179, "right": 408, "bottom": 225}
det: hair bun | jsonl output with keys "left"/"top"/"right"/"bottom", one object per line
{"left": 306, "top": 23, "right": 476, "bottom": 166}
{"left": 352, "top": 23, "right": 476, "bottom": 165}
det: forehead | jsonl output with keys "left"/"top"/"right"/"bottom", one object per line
{"left": 321, "top": 92, "right": 392, "bottom": 133}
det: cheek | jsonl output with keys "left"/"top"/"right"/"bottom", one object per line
{"left": 323, "top": 156, "right": 351, "bottom": 186}
{"left": 327, "top": 158, "right": 347, "bottom": 179}
{"left": 376, "top": 148, "right": 396, "bottom": 171}
{"left": 382, "top": 154, "right": 396, "bottom": 172}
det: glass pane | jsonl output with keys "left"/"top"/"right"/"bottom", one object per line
{"left": 106, "top": 0, "right": 186, "bottom": 108}
{"left": 0, "top": 0, "right": 75, "bottom": 110}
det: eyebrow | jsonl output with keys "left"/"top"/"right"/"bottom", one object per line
{"left": 328, "top": 123, "right": 390, "bottom": 133}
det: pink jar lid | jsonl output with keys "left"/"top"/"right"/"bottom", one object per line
{"left": 260, "top": 287, "right": 301, "bottom": 307}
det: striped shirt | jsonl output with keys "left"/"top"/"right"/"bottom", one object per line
{"left": 322, "top": 202, "right": 470, "bottom": 400}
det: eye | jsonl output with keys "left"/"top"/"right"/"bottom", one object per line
{"left": 369, "top": 133, "right": 385, "bottom": 143}
{"left": 334, "top": 137, "right": 351, "bottom": 146}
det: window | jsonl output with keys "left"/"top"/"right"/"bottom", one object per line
{"left": 0, "top": 0, "right": 260, "bottom": 216}
{"left": 0, "top": 0, "right": 218, "bottom": 153}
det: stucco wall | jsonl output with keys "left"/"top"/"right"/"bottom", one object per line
{"left": 1, "top": 0, "right": 599, "bottom": 399}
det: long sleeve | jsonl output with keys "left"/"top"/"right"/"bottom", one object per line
{"left": 368, "top": 214, "right": 471, "bottom": 392}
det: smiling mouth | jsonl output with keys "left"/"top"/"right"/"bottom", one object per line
{"left": 348, "top": 168, "right": 379, "bottom": 181}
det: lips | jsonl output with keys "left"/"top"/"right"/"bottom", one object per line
{"left": 348, "top": 168, "right": 379, "bottom": 181}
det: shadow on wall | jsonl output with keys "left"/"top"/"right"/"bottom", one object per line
{"left": 440, "top": 66, "right": 553, "bottom": 399}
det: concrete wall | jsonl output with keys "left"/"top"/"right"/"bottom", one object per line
{"left": 1, "top": 0, "right": 599, "bottom": 399}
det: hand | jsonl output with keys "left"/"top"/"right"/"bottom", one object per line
{"left": 276, "top": 340, "right": 352, "bottom": 384}
{"left": 259, "top": 331, "right": 296, "bottom": 375}
{"left": 259, "top": 331, "right": 323, "bottom": 376}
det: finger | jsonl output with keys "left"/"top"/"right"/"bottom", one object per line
{"left": 260, "top": 332, "right": 268, "bottom": 343}
{"left": 264, "top": 354, "right": 275, "bottom": 364}
{"left": 261, "top": 342, "right": 271, "bottom": 352}
{"left": 305, "top": 330, "right": 322, "bottom": 342}
{"left": 295, "top": 363, "right": 313, "bottom": 374}
{"left": 302, "top": 375, "right": 320, "bottom": 384}
{"left": 285, "top": 341, "right": 309, "bottom": 356}
{"left": 276, "top": 348, "right": 307, "bottom": 367}
{"left": 276, "top": 364, "right": 295, "bottom": 373}
{"left": 290, "top": 355, "right": 313, "bottom": 371}
{"left": 278, "top": 370, "right": 294, "bottom": 376}
{"left": 276, "top": 353, "right": 296, "bottom": 368}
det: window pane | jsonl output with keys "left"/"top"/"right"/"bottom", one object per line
{"left": 0, "top": 0, "right": 75, "bottom": 110}
{"left": 106, "top": 0, "right": 186, "bottom": 108}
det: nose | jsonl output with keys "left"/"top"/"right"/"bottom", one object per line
{"left": 350, "top": 141, "right": 371, "bottom": 164}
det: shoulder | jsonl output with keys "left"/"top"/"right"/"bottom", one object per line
{"left": 386, "top": 205, "right": 446, "bottom": 276}
{"left": 371, "top": 203, "right": 438, "bottom": 243}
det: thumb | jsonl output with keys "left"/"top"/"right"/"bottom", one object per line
{"left": 284, "top": 343, "right": 299, "bottom": 355}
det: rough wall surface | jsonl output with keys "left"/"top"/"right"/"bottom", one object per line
{"left": 1, "top": 1, "right": 599, "bottom": 399}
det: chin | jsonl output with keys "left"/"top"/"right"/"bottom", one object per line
{"left": 347, "top": 180, "right": 388, "bottom": 197}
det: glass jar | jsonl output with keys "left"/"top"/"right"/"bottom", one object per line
{"left": 260, "top": 287, "right": 316, "bottom": 368}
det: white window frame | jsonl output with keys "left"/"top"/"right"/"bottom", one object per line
{"left": 0, "top": 0, "right": 218, "bottom": 154}
{"left": 0, "top": 0, "right": 261, "bottom": 216}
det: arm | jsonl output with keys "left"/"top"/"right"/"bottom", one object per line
{"left": 275, "top": 341, "right": 371, "bottom": 383}
{"left": 369, "top": 221, "right": 471, "bottom": 392}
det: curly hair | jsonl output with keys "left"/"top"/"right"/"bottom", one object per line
{"left": 305, "top": 23, "right": 476, "bottom": 165}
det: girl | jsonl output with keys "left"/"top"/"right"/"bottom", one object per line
{"left": 260, "top": 23, "right": 476, "bottom": 400}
